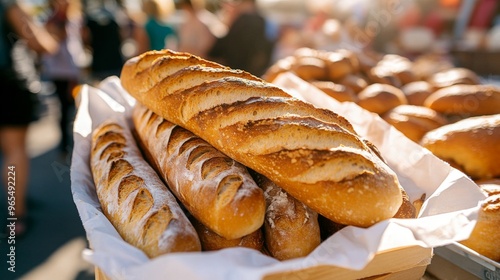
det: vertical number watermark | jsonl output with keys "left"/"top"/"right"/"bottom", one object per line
{"left": 6, "top": 165, "right": 16, "bottom": 272}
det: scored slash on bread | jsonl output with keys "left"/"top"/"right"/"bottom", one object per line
{"left": 132, "top": 102, "right": 266, "bottom": 240}
{"left": 121, "top": 49, "right": 404, "bottom": 228}
{"left": 90, "top": 121, "right": 201, "bottom": 257}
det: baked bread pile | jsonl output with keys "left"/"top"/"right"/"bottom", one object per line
{"left": 264, "top": 47, "right": 500, "bottom": 262}
{"left": 87, "top": 49, "right": 418, "bottom": 261}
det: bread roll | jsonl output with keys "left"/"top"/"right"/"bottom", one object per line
{"left": 376, "top": 54, "right": 417, "bottom": 85}
{"left": 254, "top": 173, "right": 321, "bottom": 260}
{"left": 424, "top": 84, "right": 500, "bottom": 116}
{"left": 382, "top": 105, "right": 447, "bottom": 143}
{"left": 132, "top": 102, "right": 265, "bottom": 239}
{"left": 401, "top": 81, "right": 435, "bottom": 106}
{"left": 189, "top": 217, "right": 263, "bottom": 251}
{"left": 290, "top": 56, "right": 328, "bottom": 81}
{"left": 121, "top": 49, "right": 403, "bottom": 228}
{"left": 357, "top": 83, "right": 408, "bottom": 115}
{"left": 459, "top": 194, "right": 500, "bottom": 262}
{"left": 426, "top": 67, "right": 480, "bottom": 89}
{"left": 366, "top": 66, "right": 402, "bottom": 88}
{"left": 309, "top": 80, "right": 358, "bottom": 103}
{"left": 420, "top": 114, "right": 500, "bottom": 179}
{"left": 338, "top": 74, "right": 368, "bottom": 94}
{"left": 90, "top": 121, "right": 201, "bottom": 257}
{"left": 321, "top": 51, "right": 354, "bottom": 81}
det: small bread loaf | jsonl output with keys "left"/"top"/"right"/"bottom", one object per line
{"left": 121, "top": 49, "right": 403, "bottom": 228}
{"left": 189, "top": 217, "right": 263, "bottom": 251}
{"left": 426, "top": 67, "right": 480, "bottom": 89}
{"left": 420, "top": 114, "right": 500, "bottom": 179}
{"left": 357, "top": 83, "right": 408, "bottom": 115}
{"left": 366, "top": 66, "right": 402, "bottom": 88}
{"left": 424, "top": 84, "right": 500, "bottom": 116}
{"left": 459, "top": 194, "right": 500, "bottom": 262}
{"left": 322, "top": 51, "right": 354, "bottom": 81}
{"left": 338, "top": 74, "right": 368, "bottom": 94}
{"left": 401, "top": 81, "right": 435, "bottom": 106}
{"left": 254, "top": 173, "right": 321, "bottom": 260}
{"left": 309, "top": 80, "right": 358, "bottom": 103}
{"left": 90, "top": 121, "right": 201, "bottom": 257}
{"left": 290, "top": 56, "right": 328, "bottom": 81}
{"left": 132, "top": 102, "right": 266, "bottom": 239}
{"left": 376, "top": 54, "right": 417, "bottom": 85}
{"left": 382, "top": 105, "right": 447, "bottom": 143}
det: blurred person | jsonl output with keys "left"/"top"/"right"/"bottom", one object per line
{"left": 141, "top": 0, "right": 178, "bottom": 51}
{"left": 176, "top": 0, "right": 215, "bottom": 58}
{"left": 42, "top": 0, "right": 84, "bottom": 154}
{"left": 82, "top": 0, "right": 127, "bottom": 82}
{"left": 207, "top": 0, "right": 276, "bottom": 77}
{"left": 0, "top": 0, "right": 58, "bottom": 236}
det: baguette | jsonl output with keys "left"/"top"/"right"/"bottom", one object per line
{"left": 132, "top": 102, "right": 266, "bottom": 239}
{"left": 121, "top": 49, "right": 403, "bottom": 228}
{"left": 253, "top": 173, "right": 321, "bottom": 260}
{"left": 90, "top": 121, "right": 201, "bottom": 258}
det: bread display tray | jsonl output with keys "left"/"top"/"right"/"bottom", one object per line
{"left": 70, "top": 75, "right": 486, "bottom": 280}
{"left": 427, "top": 242, "right": 500, "bottom": 280}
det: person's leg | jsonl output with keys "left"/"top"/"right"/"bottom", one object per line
{"left": 0, "top": 126, "right": 29, "bottom": 224}
{"left": 54, "top": 80, "right": 72, "bottom": 152}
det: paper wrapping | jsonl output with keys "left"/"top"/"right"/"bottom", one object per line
{"left": 70, "top": 75, "right": 486, "bottom": 280}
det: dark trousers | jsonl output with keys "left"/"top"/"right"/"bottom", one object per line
{"left": 53, "top": 79, "right": 76, "bottom": 152}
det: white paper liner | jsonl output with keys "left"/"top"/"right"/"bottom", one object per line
{"left": 70, "top": 75, "right": 487, "bottom": 280}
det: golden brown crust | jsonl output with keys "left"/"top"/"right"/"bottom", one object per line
{"left": 190, "top": 217, "right": 263, "bottom": 251}
{"left": 132, "top": 103, "right": 266, "bottom": 239}
{"left": 357, "top": 83, "right": 408, "bottom": 115}
{"left": 424, "top": 84, "right": 500, "bottom": 116}
{"left": 401, "top": 81, "right": 435, "bottom": 106}
{"left": 121, "top": 49, "right": 403, "bottom": 228}
{"left": 382, "top": 105, "right": 448, "bottom": 143}
{"left": 338, "top": 74, "right": 368, "bottom": 94}
{"left": 420, "top": 114, "right": 500, "bottom": 179}
{"left": 290, "top": 56, "right": 328, "bottom": 81}
{"left": 254, "top": 173, "right": 321, "bottom": 260}
{"left": 321, "top": 51, "right": 355, "bottom": 81}
{"left": 376, "top": 54, "right": 417, "bottom": 85}
{"left": 426, "top": 67, "right": 480, "bottom": 89}
{"left": 366, "top": 66, "right": 402, "bottom": 88}
{"left": 90, "top": 121, "right": 201, "bottom": 258}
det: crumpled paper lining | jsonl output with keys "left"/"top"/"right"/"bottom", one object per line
{"left": 70, "top": 75, "right": 486, "bottom": 280}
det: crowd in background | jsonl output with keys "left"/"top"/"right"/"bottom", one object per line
{"left": 2, "top": 0, "right": 500, "bottom": 238}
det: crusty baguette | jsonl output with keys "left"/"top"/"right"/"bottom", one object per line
{"left": 132, "top": 102, "right": 266, "bottom": 239}
{"left": 121, "top": 49, "right": 403, "bottom": 228}
{"left": 253, "top": 173, "right": 321, "bottom": 260}
{"left": 90, "top": 121, "right": 201, "bottom": 258}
